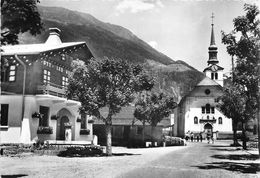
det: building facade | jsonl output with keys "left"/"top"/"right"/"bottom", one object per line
{"left": 174, "top": 21, "right": 233, "bottom": 139}
{"left": 93, "top": 106, "right": 173, "bottom": 147}
{"left": 0, "top": 28, "right": 95, "bottom": 144}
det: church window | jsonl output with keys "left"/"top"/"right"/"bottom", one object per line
{"left": 202, "top": 107, "right": 205, "bottom": 114}
{"left": 205, "top": 89, "right": 210, "bottom": 95}
{"left": 215, "top": 73, "right": 218, "bottom": 79}
{"left": 206, "top": 104, "right": 211, "bottom": 114}
{"left": 211, "top": 73, "right": 214, "bottom": 79}
{"left": 218, "top": 117, "right": 222, "bottom": 124}
{"left": 194, "top": 117, "right": 198, "bottom": 124}
{"left": 211, "top": 107, "right": 215, "bottom": 114}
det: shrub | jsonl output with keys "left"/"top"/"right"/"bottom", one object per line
{"left": 58, "top": 146, "right": 103, "bottom": 157}
{"left": 164, "top": 136, "right": 185, "bottom": 146}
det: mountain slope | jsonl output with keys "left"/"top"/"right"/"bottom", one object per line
{"left": 19, "top": 6, "right": 204, "bottom": 99}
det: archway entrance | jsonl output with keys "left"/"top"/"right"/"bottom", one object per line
{"left": 59, "top": 116, "right": 69, "bottom": 140}
{"left": 56, "top": 108, "right": 72, "bottom": 140}
{"left": 204, "top": 123, "right": 213, "bottom": 136}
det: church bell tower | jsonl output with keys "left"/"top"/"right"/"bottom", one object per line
{"left": 203, "top": 13, "right": 224, "bottom": 87}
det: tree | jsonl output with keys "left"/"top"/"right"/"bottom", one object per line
{"left": 221, "top": 4, "right": 259, "bottom": 150}
{"left": 134, "top": 92, "right": 177, "bottom": 146}
{"left": 67, "top": 57, "right": 154, "bottom": 155}
{"left": 218, "top": 84, "right": 250, "bottom": 147}
{"left": 1, "top": 0, "right": 43, "bottom": 45}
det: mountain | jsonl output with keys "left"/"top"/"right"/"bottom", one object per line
{"left": 19, "top": 6, "right": 205, "bottom": 100}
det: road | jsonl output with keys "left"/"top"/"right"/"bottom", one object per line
{"left": 0, "top": 141, "right": 259, "bottom": 178}
{"left": 119, "top": 141, "right": 260, "bottom": 178}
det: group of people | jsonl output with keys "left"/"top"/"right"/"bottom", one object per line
{"left": 185, "top": 132, "right": 214, "bottom": 144}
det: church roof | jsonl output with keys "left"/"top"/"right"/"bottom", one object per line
{"left": 197, "top": 76, "right": 221, "bottom": 86}
{"left": 203, "top": 64, "right": 224, "bottom": 72}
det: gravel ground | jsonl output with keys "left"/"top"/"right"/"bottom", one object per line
{"left": 0, "top": 145, "right": 187, "bottom": 178}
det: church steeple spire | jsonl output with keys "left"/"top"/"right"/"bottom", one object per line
{"left": 207, "top": 13, "right": 219, "bottom": 65}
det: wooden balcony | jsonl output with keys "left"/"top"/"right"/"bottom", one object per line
{"left": 199, "top": 119, "right": 216, "bottom": 124}
{"left": 37, "top": 82, "right": 66, "bottom": 97}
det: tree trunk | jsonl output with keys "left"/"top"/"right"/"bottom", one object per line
{"left": 257, "top": 49, "right": 260, "bottom": 158}
{"left": 151, "top": 126, "right": 155, "bottom": 146}
{"left": 232, "top": 119, "right": 239, "bottom": 146}
{"left": 105, "top": 123, "right": 112, "bottom": 156}
{"left": 142, "top": 121, "right": 145, "bottom": 146}
{"left": 242, "top": 122, "right": 247, "bottom": 150}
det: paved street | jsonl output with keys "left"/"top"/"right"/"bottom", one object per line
{"left": 120, "top": 141, "right": 260, "bottom": 178}
{"left": 0, "top": 141, "right": 259, "bottom": 178}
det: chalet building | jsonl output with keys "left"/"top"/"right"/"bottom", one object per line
{"left": 93, "top": 106, "right": 173, "bottom": 147}
{"left": 0, "top": 28, "right": 95, "bottom": 144}
{"left": 174, "top": 21, "right": 233, "bottom": 139}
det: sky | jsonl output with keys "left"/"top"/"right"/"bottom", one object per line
{"left": 40, "top": 0, "right": 259, "bottom": 74}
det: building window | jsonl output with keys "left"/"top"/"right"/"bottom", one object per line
{"left": 1, "top": 104, "right": 9, "bottom": 126}
{"left": 136, "top": 126, "right": 143, "bottom": 135}
{"left": 39, "top": 106, "right": 49, "bottom": 127}
{"left": 194, "top": 117, "right": 198, "bottom": 124}
{"left": 62, "top": 76, "right": 69, "bottom": 88}
{"left": 1, "top": 65, "right": 16, "bottom": 82}
{"left": 43, "top": 70, "right": 51, "bottom": 84}
{"left": 211, "top": 73, "right": 214, "bottom": 79}
{"left": 206, "top": 104, "right": 211, "bottom": 114}
{"left": 8, "top": 65, "right": 16, "bottom": 81}
{"left": 202, "top": 107, "right": 205, "bottom": 114}
{"left": 211, "top": 107, "right": 215, "bottom": 114}
{"left": 218, "top": 117, "right": 222, "bottom": 124}
{"left": 215, "top": 73, "right": 218, "bottom": 80}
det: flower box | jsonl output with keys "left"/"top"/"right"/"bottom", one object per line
{"left": 88, "top": 119, "right": 94, "bottom": 124}
{"left": 51, "top": 115, "right": 59, "bottom": 120}
{"left": 32, "top": 112, "right": 42, "bottom": 119}
{"left": 80, "top": 129, "right": 90, "bottom": 135}
{"left": 37, "top": 126, "right": 53, "bottom": 134}
{"left": 76, "top": 117, "right": 82, "bottom": 122}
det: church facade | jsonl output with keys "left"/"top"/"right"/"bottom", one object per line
{"left": 174, "top": 20, "right": 233, "bottom": 139}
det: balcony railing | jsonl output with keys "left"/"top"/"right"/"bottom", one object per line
{"left": 37, "top": 82, "right": 67, "bottom": 97}
{"left": 199, "top": 119, "right": 216, "bottom": 124}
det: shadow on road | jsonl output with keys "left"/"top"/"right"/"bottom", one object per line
{"left": 195, "top": 161, "right": 260, "bottom": 174}
{"left": 112, "top": 153, "right": 141, "bottom": 156}
{"left": 210, "top": 148, "right": 242, "bottom": 152}
{"left": 1, "top": 174, "right": 28, "bottom": 178}
{"left": 212, "top": 154, "right": 259, "bottom": 161}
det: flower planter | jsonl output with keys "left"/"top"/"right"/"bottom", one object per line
{"left": 32, "top": 112, "right": 42, "bottom": 119}
{"left": 80, "top": 129, "right": 90, "bottom": 135}
{"left": 37, "top": 126, "right": 53, "bottom": 134}
{"left": 51, "top": 115, "right": 59, "bottom": 120}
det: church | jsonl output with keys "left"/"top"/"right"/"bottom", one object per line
{"left": 173, "top": 18, "right": 233, "bottom": 140}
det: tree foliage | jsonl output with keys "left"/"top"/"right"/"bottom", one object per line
{"left": 134, "top": 92, "right": 177, "bottom": 143}
{"left": 67, "top": 57, "right": 154, "bottom": 155}
{"left": 1, "top": 0, "right": 43, "bottom": 45}
{"left": 220, "top": 3, "right": 259, "bottom": 149}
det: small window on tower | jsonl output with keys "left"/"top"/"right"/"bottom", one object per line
{"left": 215, "top": 73, "right": 218, "bottom": 80}
{"left": 211, "top": 73, "right": 214, "bottom": 79}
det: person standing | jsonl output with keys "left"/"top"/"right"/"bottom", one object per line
{"left": 190, "top": 132, "right": 194, "bottom": 142}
